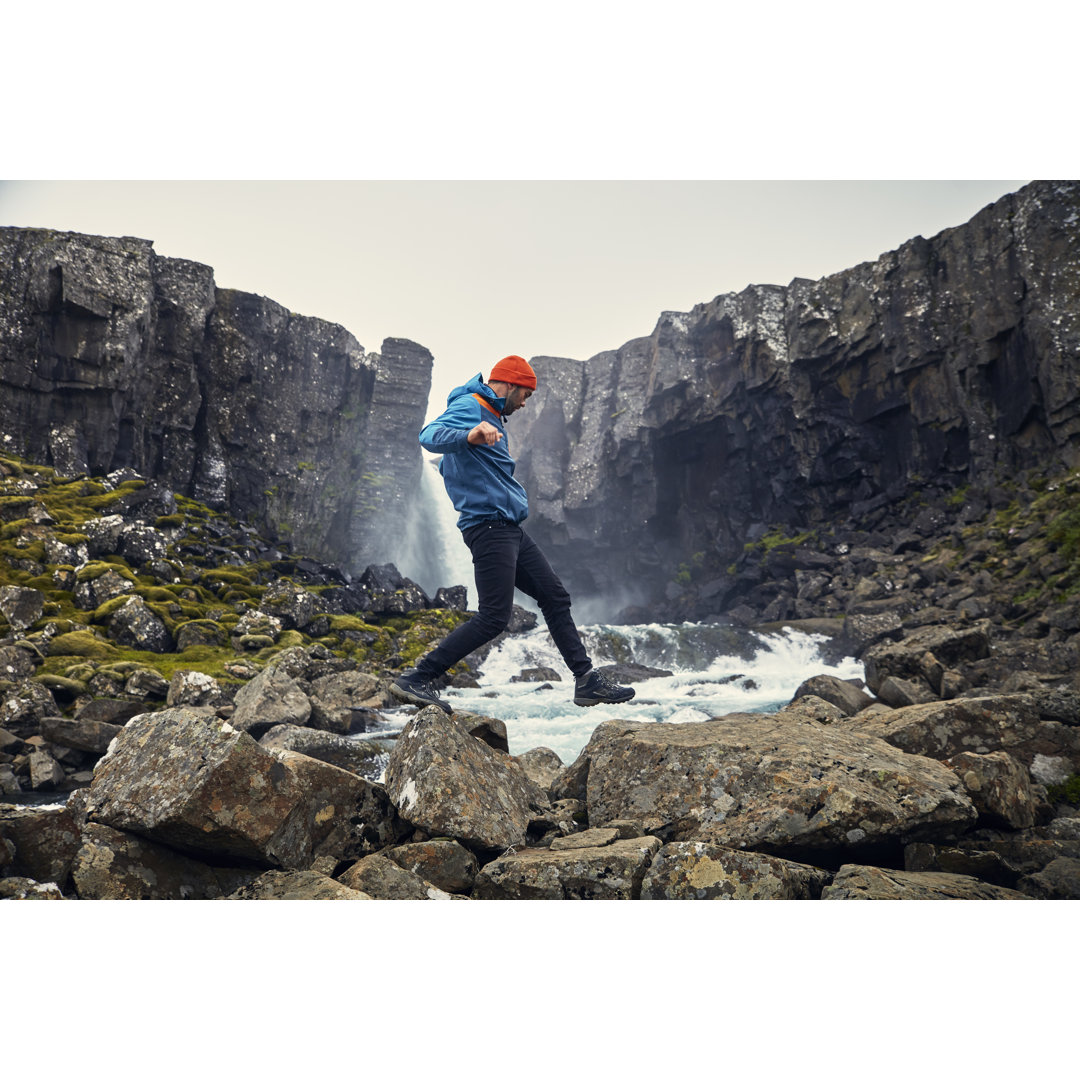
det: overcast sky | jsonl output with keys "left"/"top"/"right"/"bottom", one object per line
{"left": 0, "top": 179, "right": 1031, "bottom": 419}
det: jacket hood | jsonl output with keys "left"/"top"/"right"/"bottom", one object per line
{"left": 447, "top": 373, "right": 506, "bottom": 412}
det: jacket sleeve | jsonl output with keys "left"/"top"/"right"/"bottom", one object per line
{"left": 419, "top": 396, "right": 481, "bottom": 455}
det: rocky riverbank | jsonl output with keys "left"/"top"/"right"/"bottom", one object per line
{"left": 2, "top": 447, "right": 1078, "bottom": 900}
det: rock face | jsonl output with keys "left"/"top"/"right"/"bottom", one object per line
{"left": 0, "top": 227, "right": 432, "bottom": 573}
{"left": 509, "top": 181, "right": 1080, "bottom": 611}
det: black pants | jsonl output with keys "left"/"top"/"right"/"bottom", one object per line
{"left": 415, "top": 520, "right": 591, "bottom": 681}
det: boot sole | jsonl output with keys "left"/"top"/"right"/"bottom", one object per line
{"left": 574, "top": 694, "right": 635, "bottom": 707}
{"left": 389, "top": 683, "right": 453, "bottom": 715}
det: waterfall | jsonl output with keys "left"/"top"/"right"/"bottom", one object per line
{"left": 394, "top": 455, "right": 473, "bottom": 601}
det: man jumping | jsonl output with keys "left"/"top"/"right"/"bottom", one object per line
{"left": 390, "top": 354, "right": 635, "bottom": 715}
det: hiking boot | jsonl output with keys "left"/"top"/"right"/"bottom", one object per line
{"left": 574, "top": 668, "right": 636, "bottom": 707}
{"left": 390, "top": 670, "right": 453, "bottom": 715}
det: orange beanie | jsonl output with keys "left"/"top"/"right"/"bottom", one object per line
{"left": 489, "top": 354, "right": 537, "bottom": 390}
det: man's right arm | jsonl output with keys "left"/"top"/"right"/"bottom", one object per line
{"left": 419, "top": 397, "right": 485, "bottom": 454}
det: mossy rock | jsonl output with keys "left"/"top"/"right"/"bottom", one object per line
{"left": 34, "top": 673, "right": 88, "bottom": 698}
{"left": 175, "top": 619, "right": 229, "bottom": 650}
{"left": 47, "top": 630, "right": 120, "bottom": 660}
{"left": 76, "top": 561, "right": 138, "bottom": 584}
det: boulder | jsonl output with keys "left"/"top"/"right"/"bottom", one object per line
{"left": 835, "top": 695, "right": 1080, "bottom": 774}
{"left": 862, "top": 622, "right": 992, "bottom": 694}
{"left": 166, "top": 670, "right": 229, "bottom": 709}
{"left": 29, "top": 748, "right": 65, "bottom": 790}
{"left": 0, "top": 585, "right": 44, "bottom": 630}
{"left": 85, "top": 708, "right": 313, "bottom": 868}
{"left": 580, "top": 714, "right": 976, "bottom": 855}
{"left": 514, "top": 746, "right": 565, "bottom": 791}
{"left": 268, "top": 748, "right": 398, "bottom": 858}
{"left": 791, "top": 675, "right": 874, "bottom": 716}
{"left": 820, "top": 863, "right": 1032, "bottom": 900}
{"left": 72, "top": 698, "right": 145, "bottom": 726}
{"left": 73, "top": 568, "right": 136, "bottom": 610}
{"left": 71, "top": 822, "right": 228, "bottom": 900}
{"left": 473, "top": 836, "right": 662, "bottom": 899}
{"left": 82, "top": 515, "right": 125, "bottom": 556}
{"left": 118, "top": 524, "right": 168, "bottom": 567}
{"left": 0, "top": 643, "right": 38, "bottom": 680}
{"left": 906, "top": 818, "right": 1080, "bottom": 885}
{"left": 381, "top": 839, "right": 479, "bottom": 894}
{"left": 948, "top": 750, "right": 1038, "bottom": 830}
{"left": 260, "top": 580, "right": 323, "bottom": 631}
{"left": 1, "top": 680, "right": 59, "bottom": 739}
{"left": 384, "top": 706, "right": 550, "bottom": 855}
{"left": 0, "top": 805, "right": 82, "bottom": 890}
{"left": 108, "top": 596, "right": 174, "bottom": 653}
{"left": 39, "top": 715, "right": 125, "bottom": 755}
{"left": 460, "top": 715, "right": 510, "bottom": 754}
{"left": 511, "top": 666, "right": 561, "bottom": 683}
{"left": 640, "top": 842, "right": 833, "bottom": 900}
{"left": 227, "top": 869, "right": 372, "bottom": 900}
{"left": 338, "top": 853, "right": 461, "bottom": 899}
{"left": 308, "top": 671, "right": 383, "bottom": 734}
{"left": 230, "top": 665, "right": 312, "bottom": 736}
{"left": 0, "top": 587, "right": 44, "bottom": 630}
{"left": 0, "top": 877, "right": 65, "bottom": 900}
{"left": 258, "top": 724, "right": 390, "bottom": 782}
{"left": 1018, "top": 856, "right": 1080, "bottom": 900}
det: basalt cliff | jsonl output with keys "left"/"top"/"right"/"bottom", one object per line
{"left": 510, "top": 180, "right": 1080, "bottom": 619}
{"left": 0, "top": 227, "right": 431, "bottom": 575}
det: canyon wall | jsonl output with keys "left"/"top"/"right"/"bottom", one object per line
{"left": 0, "top": 228, "right": 430, "bottom": 574}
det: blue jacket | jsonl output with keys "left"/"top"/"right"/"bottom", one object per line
{"left": 419, "top": 373, "right": 529, "bottom": 531}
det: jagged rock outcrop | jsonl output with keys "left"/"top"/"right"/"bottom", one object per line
{"left": 510, "top": 181, "right": 1080, "bottom": 613}
{"left": 0, "top": 227, "right": 432, "bottom": 573}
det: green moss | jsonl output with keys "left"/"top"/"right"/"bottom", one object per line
{"left": 47, "top": 630, "right": 119, "bottom": 660}
{"left": 1046, "top": 775, "right": 1080, "bottom": 805}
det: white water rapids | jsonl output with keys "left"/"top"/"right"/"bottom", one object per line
{"left": 374, "top": 621, "right": 864, "bottom": 764}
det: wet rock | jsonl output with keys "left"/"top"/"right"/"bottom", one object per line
{"left": 0, "top": 586, "right": 44, "bottom": 631}
{"left": 338, "top": 853, "right": 461, "bottom": 899}
{"left": 948, "top": 750, "right": 1038, "bottom": 830}
{"left": 640, "top": 842, "right": 833, "bottom": 900}
{"left": 473, "top": 836, "right": 662, "bottom": 899}
{"left": 85, "top": 708, "right": 312, "bottom": 868}
{"left": 511, "top": 666, "right": 561, "bottom": 683}
{"left": 820, "top": 864, "right": 1031, "bottom": 899}
{"left": 384, "top": 706, "right": 550, "bottom": 855}
{"left": 381, "top": 839, "right": 479, "bottom": 894}
{"left": 71, "top": 822, "right": 228, "bottom": 899}
{"left": 227, "top": 869, "right": 373, "bottom": 900}
{"left": 596, "top": 661, "right": 674, "bottom": 683}
{"left": 581, "top": 714, "right": 976, "bottom": 854}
